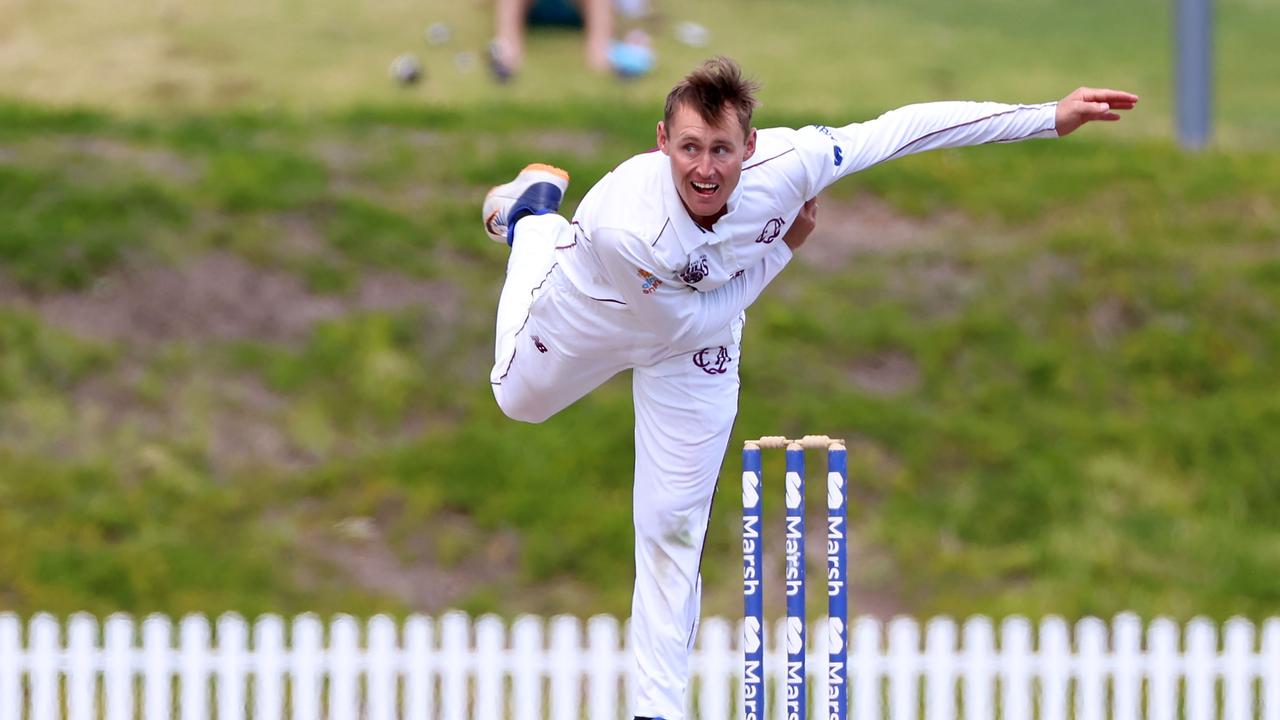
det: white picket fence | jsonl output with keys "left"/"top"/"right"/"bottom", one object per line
{"left": 1, "top": 611, "right": 1279, "bottom": 720}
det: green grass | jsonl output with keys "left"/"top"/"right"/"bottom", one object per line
{"left": 0, "top": 0, "right": 1277, "bottom": 622}
{"left": 0, "top": 98, "right": 1278, "bottom": 622}
{"left": 2, "top": 0, "right": 1278, "bottom": 146}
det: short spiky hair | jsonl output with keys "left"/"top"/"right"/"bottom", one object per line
{"left": 664, "top": 57, "right": 760, "bottom": 137}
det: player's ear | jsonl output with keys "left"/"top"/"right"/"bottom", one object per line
{"left": 743, "top": 128, "right": 757, "bottom": 161}
{"left": 656, "top": 121, "right": 669, "bottom": 154}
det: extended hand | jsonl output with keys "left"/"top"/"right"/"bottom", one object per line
{"left": 784, "top": 197, "right": 818, "bottom": 251}
{"left": 1055, "top": 87, "right": 1140, "bottom": 136}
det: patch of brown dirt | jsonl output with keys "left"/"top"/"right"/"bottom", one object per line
{"left": 515, "top": 130, "right": 606, "bottom": 159}
{"left": 9, "top": 251, "right": 456, "bottom": 346}
{"left": 65, "top": 137, "right": 199, "bottom": 182}
{"left": 799, "top": 194, "right": 969, "bottom": 268}
{"left": 1089, "top": 296, "right": 1145, "bottom": 347}
{"left": 310, "top": 509, "right": 523, "bottom": 612}
{"left": 847, "top": 349, "right": 921, "bottom": 397}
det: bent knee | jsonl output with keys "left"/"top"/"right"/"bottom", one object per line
{"left": 493, "top": 386, "right": 554, "bottom": 424}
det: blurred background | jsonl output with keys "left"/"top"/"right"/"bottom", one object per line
{"left": 0, "top": 0, "right": 1277, "bottom": 629}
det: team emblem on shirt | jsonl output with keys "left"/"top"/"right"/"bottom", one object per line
{"left": 679, "top": 255, "right": 709, "bottom": 285}
{"left": 754, "top": 217, "right": 784, "bottom": 244}
{"left": 693, "top": 346, "right": 731, "bottom": 375}
{"left": 636, "top": 268, "right": 663, "bottom": 294}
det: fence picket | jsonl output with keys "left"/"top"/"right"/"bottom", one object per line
{"left": 771, "top": 618, "right": 787, "bottom": 720}
{"left": 330, "top": 615, "right": 360, "bottom": 720}
{"left": 888, "top": 617, "right": 919, "bottom": 720}
{"left": 67, "top": 614, "right": 97, "bottom": 720}
{"left": 368, "top": 615, "right": 398, "bottom": 720}
{"left": 103, "top": 616, "right": 134, "bottom": 719}
{"left": 1223, "top": 617, "right": 1254, "bottom": 720}
{"left": 0, "top": 613, "right": 17, "bottom": 720}
{"left": 253, "top": 616, "right": 285, "bottom": 720}
{"left": 1147, "top": 618, "right": 1179, "bottom": 720}
{"left": 292, "top": 614, "right": 323, "bottom": 720}
{"left": 180, "top": 614, "right": 211, "bottom": 720}
{"left": 812, "top": 615, "right": 831, "bottom": 720}
{"left": 550, "top": 616, "right": 582, "bottom": 720}
{"left": 476, "top": 615, "right": 506, "bottom": 720}
{"left": 143, "top": 615, "right": 173, "bottom": 720}
{"left": 1185, "top": 617, "right": 1217, "bottom": 720}
{"left": 961, "top": 617, "right": 994, "bottom": 720}
{"left": 923, "top": 618, "right": 955, "bottom": 720}
{"left": 29, "top": 615, "right": 58, "bottom": 720}
{"left": 513, "top": 615, "right": 545, "bottom": 720}
{"left": 589, "top": 615, "right": 623, "bottom": 720}
{"left": 1075, "top": 618, "right": 1106, "bottom": 720}
{"left": 1112, "top": 613, "right": 1141, "bottom": 720}
{"left": 3, "top": 611, "right": 1280, "bottom": 719}
{"left": 442, "top": 612, "right": 471, "bottom": 720}
{"left": 1038, "top": 617, "right": 1069, "bottom": 720}
{"left": 404, "top": 615, "right": 434, "bottom": 720}
{"left": 1000, "top": 616, "right": 1032, "bottom": 720}
{"left": 1263, "top": 618, "right": 1280, "bottom": 720}
{"left": 216, "top": 614, "right": 248, "bottom": 720}
{"left": 852, "top": 616, "right": 880, "bottom": 720}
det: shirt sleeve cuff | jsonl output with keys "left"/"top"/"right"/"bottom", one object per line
{"left": 1034, "top": 102, "right": 1060, "bottom": 139}
{"left": 773, "top": 239, "right": 794, "bottom": 263}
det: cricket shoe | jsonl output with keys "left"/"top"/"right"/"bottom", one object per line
{"left": 482, "top": 163, "right": 570, "bottom": 246}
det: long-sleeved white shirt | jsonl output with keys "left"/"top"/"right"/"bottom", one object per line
{"left": 558, "top": 100, "right": 1059, "bottom": 352}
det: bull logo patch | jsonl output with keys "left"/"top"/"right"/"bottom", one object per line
{"left": 755, "top": 217, "right": 784, "bottom": 244}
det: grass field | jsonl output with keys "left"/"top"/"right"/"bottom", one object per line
{"left": 2, "top": 0, "right": 1278, "bottom": 145}
{"left": 0, "top": 0, "right": 1278, "bottom": 623}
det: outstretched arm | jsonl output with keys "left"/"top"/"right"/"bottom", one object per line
{"left": 1054, "top": 87, "right": 1140, "bottom": 136}
{"left": 792, "top": 86, "right": 1139, "bottom": 196}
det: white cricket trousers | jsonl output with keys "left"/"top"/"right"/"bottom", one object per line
{"left": 491, "top": 214, "right": 741, "bottom": 720}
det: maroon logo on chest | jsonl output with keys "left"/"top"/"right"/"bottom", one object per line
{"left": 693, "top": 346, "right": 731, "bottom": 375}
{"left": 680, "top": 255, "right": 709, "bottom": 285}
{"left": 755, "top": 217, "right": 784, "bottom": 244}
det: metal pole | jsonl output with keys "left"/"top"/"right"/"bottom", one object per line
{"left": 1176, "top": 0, "right": 1213, "bottom": 149}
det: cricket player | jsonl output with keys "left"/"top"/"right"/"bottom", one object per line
{"left": 480, "top": 57, "right": 1136, "bottom": 720}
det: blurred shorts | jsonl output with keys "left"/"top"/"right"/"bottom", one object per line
{"left": 527, "top": 0, "right": 584, "bottom": 27}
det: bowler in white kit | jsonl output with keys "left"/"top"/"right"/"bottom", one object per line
{"left": 481, "top": 57, "right": 1137, "bottom": 720}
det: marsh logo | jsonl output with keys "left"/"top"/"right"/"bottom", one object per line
{"left": 827, "top": 472, "right": 844, "bottom": 510}
{"left": 785, "top": 471, "right": 803, "bottom": 510}
{"left": 743, "top": 472, "right": 760, "bottom": 509}
{"left": 828, "top": 617, "right": 846, "bottom": 654}
{"left": 744, "top": 616, "right": 762, "bottom": 654}
{"left": 786, "top": 616, "right": 804, "bottom": 655}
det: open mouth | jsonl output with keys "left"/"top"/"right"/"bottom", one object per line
{"left": 690, "top": 180, "right": 719, "bottom": 198}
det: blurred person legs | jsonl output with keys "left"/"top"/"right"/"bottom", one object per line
{"left": 492, "top": 0, "right": 613, "bottom": 80}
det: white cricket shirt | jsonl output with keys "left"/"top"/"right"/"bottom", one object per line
{"left": 558, "top": 100, "right": 1058, "bottom": 352}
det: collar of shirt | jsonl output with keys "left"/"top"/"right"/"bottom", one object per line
{"left": 660, "top": 154, "right": 747, "bottom": 255}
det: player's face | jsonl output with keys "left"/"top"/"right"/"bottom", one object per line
{"left": 658, "top": 102, "right": 756, "bottom": 227}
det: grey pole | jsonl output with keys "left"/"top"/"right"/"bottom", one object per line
{"left": 1176, "top": 0, "right": 1213, "bottom": 149}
